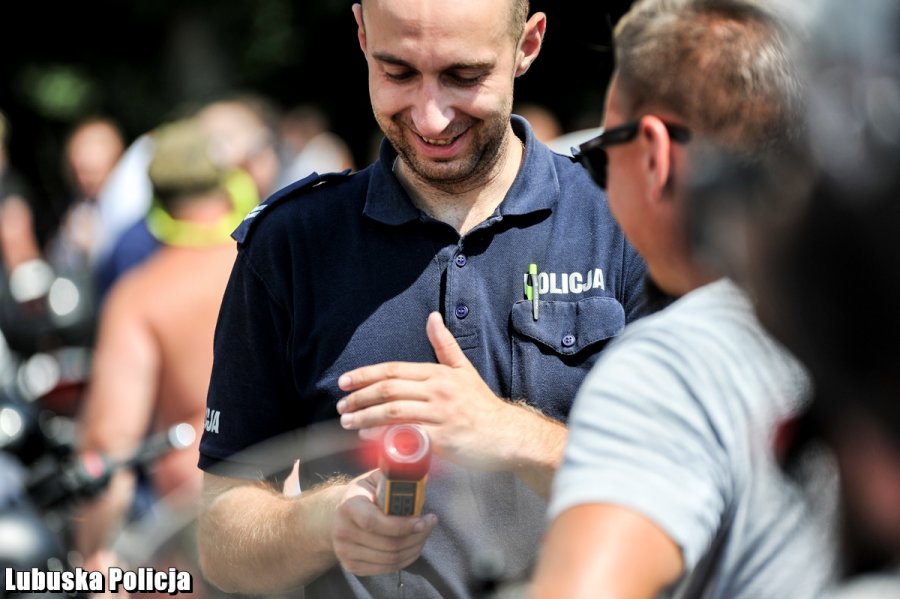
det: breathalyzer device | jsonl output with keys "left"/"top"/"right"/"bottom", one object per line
{"left": 376, "top": 424, "right": 431, "bottom": 516}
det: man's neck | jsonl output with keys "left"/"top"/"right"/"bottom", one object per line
{"left": 661, "top": 260, "right": 721, "bottom": 297}
{"left": 169, "top": 192, "right": 234, "bottom": 224}
{"left": 395, "top": 130, "right": 525, "bottom": 236}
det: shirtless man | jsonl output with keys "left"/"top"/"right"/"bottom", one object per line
{"left": 73, "top": 118, "right": 251, "bottom": 570}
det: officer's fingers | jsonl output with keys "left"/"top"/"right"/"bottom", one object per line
{"left": 339, "top": 540, "right": 430, "bottom": 576}
{"left": 338, "top": 378, "right": 434, "bottom": 415}
{"left": 334, "top": 536, "right": 415, "bottom": 575}
{"left": 342, "top": 496, "right": 436, "bottom": 539}
{"left": 426, "top": 311, "right": 475, "bottom": 371}
{"left": 335, "top": 517, "right": 436, "bottom": 567}
{"left": 339, "top": 514, "right": 437, "bottom": 557}
{"left": 341, "top": 399, "right": 438, "bottom": 431}
{"left": 338, "top": 361, "right": 434, "bottom": 392}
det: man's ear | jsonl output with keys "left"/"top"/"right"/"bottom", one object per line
{"left": 516, "top": 13, "right": 547, "bottom": 77}
{"left": 352, "top": 3, "right": 367, "bottom": 54}
{"left": 638, "top": 115, "right": 673, "bottom": 201}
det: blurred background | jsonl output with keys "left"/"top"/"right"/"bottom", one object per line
{"left": 2, "top": 2, "right": 899, "bottom": 595}
{"left": 0, "top": 0, "right": 634, "bottom": 236}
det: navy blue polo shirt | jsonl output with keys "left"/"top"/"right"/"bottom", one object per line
{"left": 199, "top": 116, "right": 647, "bottom": 597}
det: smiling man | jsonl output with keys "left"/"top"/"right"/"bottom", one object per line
{"left": 196, "top": 1, "right": 648, "bottom": 597}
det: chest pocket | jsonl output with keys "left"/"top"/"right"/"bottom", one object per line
{"left": 510, "top": 296, "right": 625, "bottom": 422}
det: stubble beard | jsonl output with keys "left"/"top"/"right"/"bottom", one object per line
{"left": 381, "top": 111, "right": 510, "bottom": 195}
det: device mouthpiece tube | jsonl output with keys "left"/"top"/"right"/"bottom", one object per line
{"left": 376, "top": 424, "right": 431, "bottom": 516}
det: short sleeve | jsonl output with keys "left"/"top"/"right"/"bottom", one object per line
{"left": 548, "top": 331, "right": 733, "bottom": 569}
{"left": 198, "top": 250, "right": 300, "bottom": 480}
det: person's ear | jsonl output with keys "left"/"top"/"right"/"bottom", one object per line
{"left": 516, "top": 13, "right": 547, "bottom": 77}
{"left": 352, "top": 4, "right": 367, "bottom": 54}
{"left": 638, "top": 115, "right": 673, "bottom": 200}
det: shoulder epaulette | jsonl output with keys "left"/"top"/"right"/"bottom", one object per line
{"left": 232, "top": 169, "right": 352, "bottom": 244}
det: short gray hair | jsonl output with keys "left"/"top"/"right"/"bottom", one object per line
{"left": 614, "top": 0, "right": 804, "bottom": 158}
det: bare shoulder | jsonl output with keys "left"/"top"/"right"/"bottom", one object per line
{"left": 118, "top": 245, "right": 235, "bottom": 293}
{"left": 100, "top": 261, "right": 156, "bottom": 321}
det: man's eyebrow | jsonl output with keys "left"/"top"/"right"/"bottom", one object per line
{"left": 372, "top": 51, "right": 493, "bottom": 71}
{"left": 372, "top": 52, "right": 414, "bottom": 68}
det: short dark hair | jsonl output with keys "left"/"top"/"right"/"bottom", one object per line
{"left": 359, "top": 0, "right": 530, "bottom": 42}
{"left": 510, "top": 0, "right": 530, "bottom": 40}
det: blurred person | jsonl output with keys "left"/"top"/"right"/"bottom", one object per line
{"left": 95, "top": 92, "right": 278, "bottom": 300}
{"left": 45, "top": 116, "right": 126, "bottom": 275}
{"left": 276, "top": 103, "right": 356, "bottom": 189}
{"left": 0, "top": 109, "right": 42, "bottom": 273}
{"left": 90, "top": 133, "right": 155, "bottom": 273}
{"left": 513, "top": 102, "right": 563, "bottom": 144}
{"left": 195, "top": 92, "right": 282, "bottom": 200}
{"left": 6, "top": 116, "right": 130, "bottom": 358}
{"left": 0, "top": 110, "right": 45, "bottom": 355}
{"left": 196, "top": 0, "right": 649, "bottom": 597}
{"left": 683, "top": 0, "right": 900, "bottom": 593}
{"left": 0, "top": 112, "right": 98, "bottom": 363}
{"left": 531, "top": 1, "right": 836, "bottom": 597}
{"left": 73, "top": 118, "right": 252, "bottom": 580}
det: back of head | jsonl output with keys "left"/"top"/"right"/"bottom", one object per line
{"left": 195, "top": 93, "right": 280, "bottom": 197}
{"left": 684, "top": 0, "right": 900, "bottom": 496}
{"left": 613, "top": 0, "right": 803, "bottom": 159}
{"left": 280, "top": 104, "right": 331, "bottom": 155}
{"left": 759, "top": 1, "right": 900, "bottom": 430}
{"left": 148, "top": 118, "right": 226, "bottom": 213}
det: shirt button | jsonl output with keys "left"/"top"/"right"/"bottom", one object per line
{"left": 455, "top": 304, "right": 469, "bottom": 319}
{"left": 454, "top": 254, "right": 468, "bottom": 267}
{"left": 562, "top": 334, "right": 576, "bottom": 348}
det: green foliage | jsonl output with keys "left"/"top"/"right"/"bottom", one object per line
{"left": 17, "top": 66, "right": 99, "bottom": 121}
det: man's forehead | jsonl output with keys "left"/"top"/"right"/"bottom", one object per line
{"left": 362, "top": 0, "right": 512, "bottom": 40}
{"left": 364, "top": 3, "right": 514, "bottom": 71}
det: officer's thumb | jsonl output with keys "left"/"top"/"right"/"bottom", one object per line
{"left": 426, "top": 311, "right": 473, "bottom": 371}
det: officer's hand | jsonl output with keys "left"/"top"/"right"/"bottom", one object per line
{"left": 337, "top": 312, "right": 519, "bottom": 471}
{"left": 332, "top": 469, "right": 437, "bottom": 576}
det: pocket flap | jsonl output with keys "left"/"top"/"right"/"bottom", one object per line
{"left": 511, "top": 296, "right": 626, "bottom": 355}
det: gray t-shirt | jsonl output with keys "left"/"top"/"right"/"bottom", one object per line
{"left": 549, "top": 279, "right": 835, "bottom": 598}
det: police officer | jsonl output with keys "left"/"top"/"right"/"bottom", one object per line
{"left": 197, "top": 1, "right": 648, "bottom": 597}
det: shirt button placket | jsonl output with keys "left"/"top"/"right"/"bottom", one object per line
{"left": 451, "top": 248, "right": 470, "bottom": 321}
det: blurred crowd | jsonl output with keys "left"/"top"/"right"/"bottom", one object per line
{"left": 0, "top": 93, "right": 358, "bottom": 596}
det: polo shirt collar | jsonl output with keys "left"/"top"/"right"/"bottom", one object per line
{"left": 363, "top": 114, "right": 560, "bottom": 226}
{"left": 501, "top": 115, "right": 560, "bottom": 217}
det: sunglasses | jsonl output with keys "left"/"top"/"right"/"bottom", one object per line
{"left": 573, "top": 119, "right": 692, "bottom": 188}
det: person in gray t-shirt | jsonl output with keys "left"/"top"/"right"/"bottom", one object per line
{"left": 544, "top": 280, "right": 834, "bottom": 598}
{"left": 530, "top": 0, "right": 838, "bottom": 597}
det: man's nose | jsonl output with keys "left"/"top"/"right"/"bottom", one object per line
{"left": 410, "top": 80, "right": 454, "bottom": 138}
